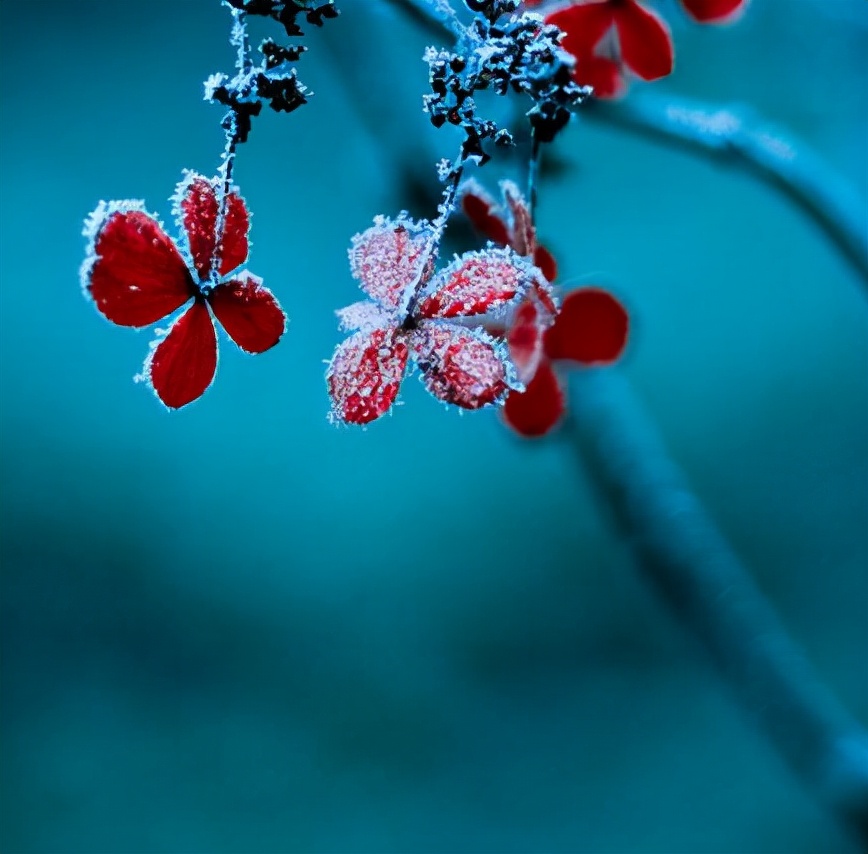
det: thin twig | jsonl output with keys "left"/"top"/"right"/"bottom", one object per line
{"left": 565, "top": 369, "right": 868, "bottom": 846}
{"left": 526, "top": 126, "right": 541, "bottom": 221}
{"left": 211, "top": 6, "right": 252, "bottom": 284}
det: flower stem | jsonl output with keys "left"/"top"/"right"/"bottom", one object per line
{"left": 211, "top": 5, "right": 252, "bottom": 283}
{"left": 401, "top": 154, "right": 466, "bottom": 321}
{"left": 565, "top": 369, "right": 868, "bottom": 846}
{"left": 527, "top": 126, "right": 540, "bottom": 222}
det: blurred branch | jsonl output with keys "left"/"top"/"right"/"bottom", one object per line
{"left": 583, "top": 94, "right": 868, "bottom": 287}
{"left": 388, "top": 0, "right": 868, "bottom": 288}
{"left": 566, "top": 369, "right": 868, "bottom": 846}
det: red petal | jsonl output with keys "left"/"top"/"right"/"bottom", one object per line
{"left": 547, "top": 3, "right": 615, "bottom": 58}
{"left": 84, "top": 205, "right": 195, "bottom": 327}
{"left": 177, "top": 173, "right": 249, "bottom": 281}
{"left": 417, "top": 247, "right": 532, "bottom": 319}
{"left": 680, "top": 0, "right": 746, "bottom": 23}
{"left": 208, "top": 272, "right": 286, "bottom": 354}
{"left": 144, "top": 299, "right": 218, "bottom": 409}
{"left": 461, "top": 185, "right": 511, "bottom": 247}
{"left": 349, "top": 215, "right": 433, "bottom": 311}
{"left": 544, "top": 288, "right": 628, "bottom": 364}
{"left": 507, "top": 300, "right": 545, "bottom": 385}
{"left": 533, "top": 244, "right": 558, "bottom": 282}
{"left": 574, "top": 52, "right": 626, "bottom": 99}
{"left": 502, "top": 180, "right": 534, "bottom": 256}
{"left": 503, "top": 360, "right": 565, "bottom": 437}
{"left": 412, "top": 324, "right": 508, "bottom": 410}
{"left": 327, "top": 328, "right": 409, "bottom": 425}
{"left": 218, "top": 191, "right": 250, "bottom": 277}
{"left": 613, "top": 0, "right": 674, "bottom": 81}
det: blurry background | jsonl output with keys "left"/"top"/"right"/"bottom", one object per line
{"left": 0, "top": 0, "right": 865, "bottom": 851}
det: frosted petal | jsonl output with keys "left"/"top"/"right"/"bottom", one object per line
{"left": 335, "top": 300, "right": 394, "bottom": 333}
{"left": 417, "top": 247, "right": 535, "bottom": 320}
{"left": 349, "top": 214, "right": 434, "bottom": 311}
{"left": 327, "top": 328, "right": 410, "bottom": 425}
{"left": 208, "top": 271, "right": 286, "bottom": 354}
{"left": 411, "top": 323, "right": 509, "bottom": 410}
{"left": 501, "top": 180, "right": 534, "bottom": 257}
{"left": 173, "top": 171, "right": 249, "bottom": 281}
{"left": 82, "top": 201, "right": 195, "bottom": 328}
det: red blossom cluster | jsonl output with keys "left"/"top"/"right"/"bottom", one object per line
{"left": 462, "top": 180, "right": 628, "bottom": 436}
{"left": 526, "top": 0, "right": 748, "bottom": 97}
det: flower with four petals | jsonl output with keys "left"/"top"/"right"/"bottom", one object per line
{"left": 462, "top": 179, "right": 629, "bottom": 436}
{"left": 82, "top": 171, "right": 286, "bottom": 409}
{"left": 327, "top": 214, "right": 547, "bottom": 425}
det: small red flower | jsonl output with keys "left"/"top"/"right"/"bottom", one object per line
{"left": 542, "top": 0, "right": 747, "bottom": 98}
{"left": 546, "top": 0, "right": 674, "bottom": 98}
{"left": 327, "top": 214, "right": 544, "bottom": 425}
{"left": 82, "top": 172, "right": 286, "bottom": 409}
{"left": 462, "top": 179, "right": 628, "bottom": 437}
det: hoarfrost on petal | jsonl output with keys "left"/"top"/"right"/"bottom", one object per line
{"left": 172, "top": 171, "right": 249, "bottom": 281}
{"left": 349, "top": 214, "right": 434, "bottom": 312}
{"left": 417, "top": 246, "right": 536, "bottom": 320}
{"left": 335, "top": 300, "right": 394, "bottom": 333}
{"left": 326, "top": 328, "right": 410, "bottom": 425}
{"left": 501, "top": 180, "right": 534, "bottom": 257}
{"left": 411, "top": 322, "right": 509, "bottom": 410}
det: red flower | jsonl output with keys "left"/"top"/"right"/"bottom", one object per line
{"left": 541, "top": 0, "right": 745, "bottom": 98}
{"left": 546, "top": 0, "right": 674, "bottom": 98}
{"left": 327, "top": 214, "right": 544, "bottom": 425}
{"left": 462, "top": 180, "right": 628, "bottom": 437}
{"left": 82, "top": 172, "right": 286, "bottom": 409}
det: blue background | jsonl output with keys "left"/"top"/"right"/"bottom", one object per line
{"left": 1, "top": 1, "right": 866, "bottom": 851}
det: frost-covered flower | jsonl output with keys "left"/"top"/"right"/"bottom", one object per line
{"left": 462, "top": 179, "right": 628, "bottom": 436}
{"left": 82, "top": 172, "right": 286, "bottom": 409}
{"left": 327, "top": 214, "right": 544, "bottom": 425}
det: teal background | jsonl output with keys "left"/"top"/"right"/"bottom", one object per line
{"left": 0, "top": 1, "right": 866, "bottom": 851}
